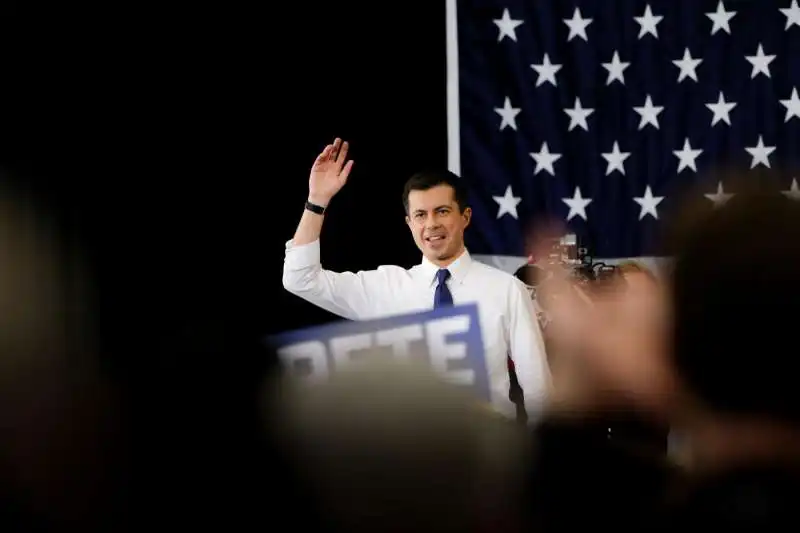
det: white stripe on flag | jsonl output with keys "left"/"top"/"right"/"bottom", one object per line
{"left": 472, "top": 255, "right": 671, "bottom": 278}
{"left": 445, "top": 0, "right": 460, "bottom": 176}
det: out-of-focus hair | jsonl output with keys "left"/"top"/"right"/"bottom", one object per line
{"left": 0, "top": 176, "right": 113, "bottom": 529}
{"left": 664, "top": 167, "right": 800, "bottom": 424}
{"left": 272, "top": 358, "right": 528, "bottom": 533}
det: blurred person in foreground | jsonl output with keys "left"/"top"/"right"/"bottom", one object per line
{"left": 523, "top": 175, "right": 800, "bottom": 531}
{"left": 0, "top": 180, "right": 122, "bottom": 530}
{"left": 518, "top": 232, "right": 672, "bottom": 434}
{"left": 0, "top": 176, "right": 294, "bottom": 530}
{"left": 125, "top": 319, "right": 299, "bottom": 530}
{"left": 605, "top": 260, "right": 670, "bottom": 456}
{"left": 271, "top": 357, "right": 529, "bottom": 533}
{"left": 658, "top": 180, "right": 800, "bottom": 529}
{"left": 282, "top": 138, "right": 550, "bottom": 419}
{"left": 519, "top": 234, "right": 676, "bottom": 532}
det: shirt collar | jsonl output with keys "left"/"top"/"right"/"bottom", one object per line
{"left": 419, "top": 248, "right": 472, "bottom": 287}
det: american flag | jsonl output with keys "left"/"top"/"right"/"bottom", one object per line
{"left": 447, "top": 0, "right": 800, "bottom": 271}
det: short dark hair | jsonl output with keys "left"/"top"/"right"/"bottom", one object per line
{"left": 666, "top": 172, "right": 800, "bottom": 424}
{"left": 402, "top": 170, "right": 470, "bottom": 214}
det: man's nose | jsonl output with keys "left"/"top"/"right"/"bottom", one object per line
{"left": 425, "top": 218, "right": 442, "bottom": 230}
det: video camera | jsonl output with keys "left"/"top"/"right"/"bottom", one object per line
{"left": 514, "top": 232, "right": 622, "bottom": 299}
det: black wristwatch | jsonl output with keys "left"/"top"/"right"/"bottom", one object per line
{"left": 305, "top": 200, "right": 326, "bottom": 215}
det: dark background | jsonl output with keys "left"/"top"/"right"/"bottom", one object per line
{"left": 0, "top": 1, "right": 447, "bottom": 361}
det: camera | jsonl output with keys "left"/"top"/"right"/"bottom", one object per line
{"left": 514, "top": 232, "right": 623, "bottom": 313}
{"left": 516, "top": 233, "right": 620, "bottom": 285}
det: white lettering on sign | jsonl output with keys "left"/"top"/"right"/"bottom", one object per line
{"left": 425, "top": 315, "right": 474, "bottom": 386}
{"left": 277, "top": 340, "right": 329, "bottom": 381}
{"left": 329, "top": 332, "right": 372, "bottom": 367}
{"left": 374, "top": 324, "right": 424, "bottom": 360}
{"left": 276, "top": 315, "right": 475, "bottom": 385}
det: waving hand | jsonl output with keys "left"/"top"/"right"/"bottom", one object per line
{"left": 308, "top": 138, "right": 354, "bottom": 206}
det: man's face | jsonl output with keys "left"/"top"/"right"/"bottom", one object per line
{"left": 406, "top": 185, "right": 471, "bottom": 265}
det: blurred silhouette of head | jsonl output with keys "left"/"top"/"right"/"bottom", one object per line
{"left": 274, "top": 358, "right": 528, "bottom": 533}
{"left": 666, "top": 171, "right": 800, "bottom": 425}
{"left": 0, "top": 176, "right": 112, "bottom": 529}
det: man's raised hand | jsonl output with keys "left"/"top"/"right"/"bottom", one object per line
{"left": 308, "top": 138, "right": 354, "bottom": 206}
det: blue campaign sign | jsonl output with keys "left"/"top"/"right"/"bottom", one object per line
{"left": 265, "top": 303, "right": 489, "bottom": 402}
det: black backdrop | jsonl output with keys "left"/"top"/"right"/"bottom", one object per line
{"left": 0, "top": 1, "right": 447, "bottom": 360}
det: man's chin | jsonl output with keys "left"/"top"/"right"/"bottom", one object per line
{"left": 424, "top": 249, "right": 454, "bottom": 263}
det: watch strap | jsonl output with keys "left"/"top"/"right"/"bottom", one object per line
{"left": 305, "top": 200, "right": 326, "bottom": 215}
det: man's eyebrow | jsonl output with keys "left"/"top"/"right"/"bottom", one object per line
{"left": 414, "top": 205, "right": 451, "bottom": 213}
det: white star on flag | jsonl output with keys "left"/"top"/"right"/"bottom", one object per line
{"left": 705, "top": 182, "right": 734, "bottom": 207}
{"left": 780, "top": 0, "right": 800, "bottom": 30}
{"left": 562, "top": 186, "right": 592, "bottom": 221}
{"left": 706, "top": 1, "right": 736, "bottom": 35}
{"left": 779, "top": 87, "right": 800, "bottom": 122}
{"left": 493, "top": 185, "right": 522, "bottom": 219}
{"left": 633, "top": 186, "right": 664, "bottom": 220}
{"left": 493, "top": 9, "right": 523, "bottom": 42}
{"left": 673, "top": 48, "right": 703, "bottom": 82}
{"left": 530, "top": 142, "right": 562, "bottom": 176}
{"left": 634, "top": 4, "right": 663, "bottom": 39}
{"left": 745, "top": 135, "right": 776, "bottom": 168}
{"left": 706, "top": 91, "right": 737, "bottom": 126}
{"left": 602, "top": 51, "right": 629, "bottom": 85}
{"left": 633, "top": 95, "right": 664, "bottom": 130}
{"left": 783, "top": 178, "right": 800, "bottom": 200}
{"left": 563, "top": 7, "right": 592, "bottom": 42}
{"left": 494, "top": 97, "right": 520, "bottom": 131}
{"left": 673, "top": 138, "right": 703, "bottom": 173}
{"left": 602, "top": 141, "right": 630, "bottom": 175}
{"left": 745, "top": 44, "right": 775, "bottom": 78}
{"left": 564, "top": 97, "right": 594, "bottom": 131}
{"left": 531, "top": 54, "right": 562, "bottom": 87}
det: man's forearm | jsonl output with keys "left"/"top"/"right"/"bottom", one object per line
{"left": 291, "top": 196, "right": 328, "bottom": 246}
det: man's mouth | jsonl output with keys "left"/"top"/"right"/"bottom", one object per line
{"left": 425, "top": 235, "right": 446, "bottom": 243}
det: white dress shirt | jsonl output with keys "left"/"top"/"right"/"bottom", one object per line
{"left": 282, "top": 239, "right": 551, "bottom": 419}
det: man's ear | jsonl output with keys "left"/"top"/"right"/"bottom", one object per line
{"left": 405, "top": 215, "right": 411, "bottom": 228}
{"left": 463, "top": 207, "right": 472, "bottom": 228}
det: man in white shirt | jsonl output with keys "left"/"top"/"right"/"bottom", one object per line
{"left": 282, "top": 137, "right": 551, "bottom": 419}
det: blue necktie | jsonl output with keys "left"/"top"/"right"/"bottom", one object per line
{"left": 434, "top": 269, "right": 453, "bottom": 308}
